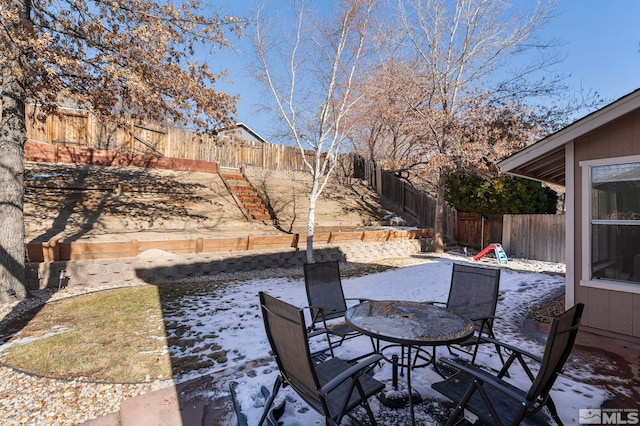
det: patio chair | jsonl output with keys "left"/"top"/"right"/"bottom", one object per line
{"left": 423, "top": 263, "right": 504, "bottom": 366}
{"left": 431, "top": 303, "right": 585, "bottom": 426}
{"left": 257, "top": 292, "right": 385, "bottom": 426}
{"left": 304, "top": 260, "right": 376, "bottom": 357}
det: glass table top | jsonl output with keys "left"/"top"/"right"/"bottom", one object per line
{"left": 345, "top": 300, "right": 474, "bottom": 346}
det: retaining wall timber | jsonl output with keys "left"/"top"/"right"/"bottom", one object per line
{"left": 27, "top": 239, "right": 431, "bottom": 289}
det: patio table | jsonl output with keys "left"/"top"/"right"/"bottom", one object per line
{"left": 345, "top": 300, "right": 474, "bottom": 425}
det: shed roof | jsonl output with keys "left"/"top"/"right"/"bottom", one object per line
{"left": 215, "top": 122, "right": 269, "bottom": 144}
{"left": 498, "top": 88, "right": 640, "bottom": 186}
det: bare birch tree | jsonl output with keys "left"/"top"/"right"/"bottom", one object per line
{"left": 254, "top": 0, "right": 376, "bottom": 263}
{"left": 0, "top": 0, "right": 244, "bottom": 301}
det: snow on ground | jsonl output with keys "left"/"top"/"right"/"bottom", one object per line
{"left": 167, "top": 252, "right": 606, "bottom": 425}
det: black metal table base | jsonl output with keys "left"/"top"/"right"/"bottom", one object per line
{"left": 378, "top": 385, "right": 422, "bottom": 408}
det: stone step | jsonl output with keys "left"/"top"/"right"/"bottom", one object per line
{"left": 226, "top": 181, "right": 251, "bottom": 188}
{"left": 237, "top": 195, "right": 262, "bottom": 203}
{"left": 244, "top": 204, "right": 268, "bottom": 213}
{"left": 230, "top": 185, "right": 255, "bottom": 193}
{"left": 221, "top": 173, "right": 245, "bottom": 181}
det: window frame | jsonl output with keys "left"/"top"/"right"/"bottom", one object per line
{"left": 580, "top": 154, "right": 640, "bottom": 294}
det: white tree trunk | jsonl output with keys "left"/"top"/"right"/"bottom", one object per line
{"left": 306, "top": 193, "right": 317, "bottom": 264}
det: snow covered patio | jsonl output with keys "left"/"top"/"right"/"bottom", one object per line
{"left": 78, "top": 252, "right": 639, "bottom": 426}
{"left": 173, "top": 252, "right": 636, "bottom": 425}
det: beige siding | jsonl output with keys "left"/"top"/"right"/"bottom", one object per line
{"left": 573, "top": 108, "right": 640, "bottom": 338}
{"left": 609, "top": 292, "right": 634, "bottom": 335}
{"left": 586, "top": 288, "right": 610, "bottom": 330}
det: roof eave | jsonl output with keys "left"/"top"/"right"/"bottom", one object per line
{"left": 499, "top": 88, "right": 640, "bottom": 184}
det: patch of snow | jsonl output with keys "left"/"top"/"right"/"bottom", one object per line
{"left": 28, "top": 173, "right": 63, "bottom": 180}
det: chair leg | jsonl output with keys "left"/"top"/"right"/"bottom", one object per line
{"left": 546, "top": 398, "right": 564, "bottom": 426}
{"left": 350, "top": 381, "right": 378, "bottom": 426}
{"left": 258, "top": 375, "right": 283, "bottom": 426}
{"left": 445, "top": 381, "right": 479, "bottom": 426}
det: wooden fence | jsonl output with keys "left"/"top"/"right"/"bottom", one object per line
{"left": 17, "top": 106, "right": 565, "bottom": 263}
{"left": 363, "top": 162, "right": 455, "bottom": 241}
{"left": 454, "top": 213, "right": 504, "bottom": 250}
{"left": 19, "top": 104, "right": 318, "bottom": 171}
{"left": 454, "top": 213, "right": 565, "bottom": 263}
{"left": 26, "top": 229, "right": 432, "bottom": 262}
{"left": 502, "top": 214, "right": 565, "bottom": 263}
{"left": 362, "top": 162, "right": 565, "bottom": 263}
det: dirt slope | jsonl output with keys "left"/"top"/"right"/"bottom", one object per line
{"left": 24, "top": 162, "right": 405, "bottom": 243}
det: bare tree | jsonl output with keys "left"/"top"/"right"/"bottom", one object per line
{"left": 254, "top": 0, "right": 377, "bottom": 263}
{"left": 393, "top": 0, "right": 565, "bottom": 252}
{"left": 0, "top": 0, "right": 244, "bottom": 301}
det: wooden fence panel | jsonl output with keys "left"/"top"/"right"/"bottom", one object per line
{"left": 453, "top": 213, "right": 503, "bottom": 251}
{"left": 362, "top": 163, "right": 453, "bottom": 242}
{"left": 453, "top": 213, "right": 565, "bottom": 262}
{"left": 502, "top": 214, "right": 565, "bottom": 263}
{"left": 17, "top": 104, "right": 320, "bottom": 171}
{"left": 454, "top": 212, "right": 481, "bottom": 248}
{"left": 49, "top": 111, "right": 89, "bottom": 146}
{"left": 134, "top": 122, "right": 166, "bottom": 156}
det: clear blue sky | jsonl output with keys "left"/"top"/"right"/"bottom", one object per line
{"left": 213, "top": 0, "right": 640, "bottom": 141}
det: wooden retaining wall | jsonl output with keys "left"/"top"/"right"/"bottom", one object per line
{"left": 27, "top": 229, "right": 433, "bottom": 263}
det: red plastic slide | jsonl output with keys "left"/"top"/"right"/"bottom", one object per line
{"left": 473, "top": 243, "right": 501, "bottom": 261}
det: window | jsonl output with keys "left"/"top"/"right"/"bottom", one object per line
{"left": 588, "top": 161, "right": 640, "bottom": 283}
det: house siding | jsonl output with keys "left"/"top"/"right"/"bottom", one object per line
{"left": 573, "top": 107, "right": 640, "bottom": 338}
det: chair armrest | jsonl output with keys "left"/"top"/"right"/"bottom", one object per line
{"left": 319, "top": 354, "right": 383, "bottom": 395}
{"left": 306, "top": 304, "right": 339, "bottom": 313}
{"left": 438, "top": 358, "right": 529, "bottom": 406}
{"left": 478, "top": 336, "right": 543, "bottom": 363}
{"left": 305, "top": 304, "right": 341, "bottom": 325}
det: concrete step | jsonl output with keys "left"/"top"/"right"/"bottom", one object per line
{"left": 79, "top": 375, "right": 230, "bottom": 426}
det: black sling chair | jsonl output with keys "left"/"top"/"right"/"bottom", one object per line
{"left": 432, "top": 303, "right": 584, "bottom": 426}
{"left": 257, "top": 292, "right": 384, "bottom": 426}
